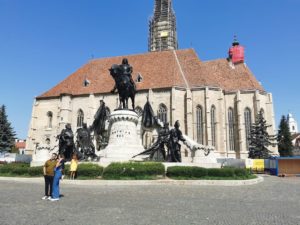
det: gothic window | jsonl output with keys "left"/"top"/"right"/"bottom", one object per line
{"left": 260, "top": 108, "right": 265, "bottom": 117}
{"left": 77, "top": 109, "right": 84, "bottom": 127}
{"left": 45, "top": 138, "right": 50, "bottom": 145}
{"left": 244, "top": 108, "right": 252, "bottom": 150}
{"left": 196, "top": 105, "right": 203, "bottom": 144}
{"left": 47, "top": 111, "right": 53, "bottom": 128}
{"left": 105, "top": 107, "right": 111, "bottom": 116}
{"left": 135, "top": 106, "right": 143, "bottom": 117}
{"left": 158, "top": 104, "right": 168, "bottom": 124}
{"left": 211, "top": 105, "right": 216, "bottom": 147}
{"left": 228, "top": 107, "right": 236, "bottom": 151}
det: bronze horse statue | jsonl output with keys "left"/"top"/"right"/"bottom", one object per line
{"left": 109, "top": 59, "right": 136, "bottom": 110}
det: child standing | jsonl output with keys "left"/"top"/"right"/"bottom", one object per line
{"left": 70, "top": 154, "right": 78, "bottom": 180}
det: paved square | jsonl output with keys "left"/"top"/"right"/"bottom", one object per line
{"left": 0, "top": 176, "right": 300, "bottom": 225}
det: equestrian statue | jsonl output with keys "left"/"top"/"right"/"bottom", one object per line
{"left": 109, "top": 58, "right": 136, "bottom": 110}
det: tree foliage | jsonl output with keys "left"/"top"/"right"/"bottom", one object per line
{"left": 0, "top": 105, "right": 16, "bottom": 152}
{"left": 277, "top": 115, "right": 293, "bottom": 157}
{"left": 248, "top": 109, "right": 276, "bottom": 159}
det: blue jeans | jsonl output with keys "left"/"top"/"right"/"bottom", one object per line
{"left": 52, "top": 169, "right": 62, "bottom": 199}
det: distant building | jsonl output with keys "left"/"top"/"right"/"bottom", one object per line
{"left": 287, "top": 113, "right": 298, "bottom": 134}
{"left": 15, "top": 139, "right": 26, "bottom": 155}
{"left": 291, "top": 133, "right": 300, "bottom": 156}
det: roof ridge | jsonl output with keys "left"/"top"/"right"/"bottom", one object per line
{"left": 173, "top": 50, "right": 190, "bottom": 89}
{"left": 90, "top": 49, "right": 195, "bottom": 62}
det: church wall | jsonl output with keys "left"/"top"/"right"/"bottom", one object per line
{"left": 191, "top": 89, "right": 206, "bottom": 144}
{"left": 259, "top": 92, "right": 278, "bottom": 154}
{"left": 151, "top": 89, "right": 172, "bottom": 122}
{"left": 237, "top": 91, "right": 256, "bottom": 159}
{"left": 26, "top": 98, "right": 61, "bottom": 153}
{"left": 223, "top": 92, "right": 238, "bottom": 158}
{"left": 172, "top": 88, "right": 186, "bottom": 131}
{"left": 205, "top": 88, "right": 223, "bottom": 153}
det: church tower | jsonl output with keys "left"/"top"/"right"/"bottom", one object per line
{"left": 287, "top": 113, "right": 298, "bottom": 134}
{"left": 148, "top": 0, "right": 178, "bottom": 52}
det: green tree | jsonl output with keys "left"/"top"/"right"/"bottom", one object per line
{"left": 0, "top": 105, "right": 16, "bottom": 152}
{"left": 248, "top": 109, "right": 276, "bottom": 159}
{"left": 277, "top": 115, "right": 293, "bottom": 157}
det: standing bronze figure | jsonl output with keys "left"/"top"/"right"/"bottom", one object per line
{"left": 133, "top": 122, "right": 170, "bottom": 161}
{"left": 109, "top": 58, "right": 136, "bottom": 110}
{"left": 89, "top": 100, "right": 109, "bottom": 150}
{"left": 57, "top": 124, "right": 75, "bottom": 161}
{"left": 168, "top": 121, "right": 186, "bottom": 162}
{"left": 76, "top": 123, "right": 97, "bottom": 160}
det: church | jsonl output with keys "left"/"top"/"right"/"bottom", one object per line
{"left": 26, "top": 0, "right": 278, "bottom": 160}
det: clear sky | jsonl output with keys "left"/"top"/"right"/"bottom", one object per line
{"left": 0, "top": 0, "right": 299, "bottom": 139}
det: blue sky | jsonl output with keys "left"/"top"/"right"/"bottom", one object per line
{"left": 0, "top": 0, "right": 299, "bottom": 139}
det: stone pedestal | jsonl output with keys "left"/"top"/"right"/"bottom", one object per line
{"left": 100, "top": 110, "right": 145, "bottom": 163}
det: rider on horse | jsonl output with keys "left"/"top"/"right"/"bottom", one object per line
{"left": 109, "top": 58, "right": 136, "bottom": 109}
{"left": 110, "top": 58, "right": 136, "bottom": 93}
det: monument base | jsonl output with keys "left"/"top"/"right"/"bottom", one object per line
{"left": 100, "top": 110, "right": 145, "bottom": 163}
{"left": 30, "top": 148, "right": 51, "bottom": 167}
{"left": 192, "top": 149, "right": 221, "bottom": 168}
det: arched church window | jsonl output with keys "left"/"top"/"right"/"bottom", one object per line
{"left": 158, "top": 104, "right": 168, "bottom": 124}
{"left": 77, "top": 109, "right": 84, "bottom": 127}
{"left": 135, "top": 106, "right": 143, "bottom": 117}
{"left": 244, "top": 107, "right": 252, "bottom": 150}
{"left": 260, "top": 108, "right": 265, "bottom": 118}
{"left": 105, "top": 107, "right": 111, "bottom": 116}
{"left": 211, "top": 105, "right": 216, "bottom": 147}
{"left": 228, "top": 107, "right": 236, "bottom": 151}
{"left": 196, "top": 105, "right": 203, "bottom": 144}
{"left": 47, "top": 111, "right": 53, "bottom": 128}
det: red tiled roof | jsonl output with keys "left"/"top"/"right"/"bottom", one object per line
{"left": 193, "top": 59, "right": 264, "bottom": 92}
{"left": 38, "top": 49, "right": 264, "bottom": 99}
{"left": 15, "top": 142, "right": 26, "bottom": 149}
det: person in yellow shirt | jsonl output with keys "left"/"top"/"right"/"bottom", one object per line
{"left": 70, "top": 154, "right": 78, "bottom": 180}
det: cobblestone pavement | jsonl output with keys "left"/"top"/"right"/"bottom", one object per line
{"left": 0, "top": 176, "right": 300, "bottom": 225}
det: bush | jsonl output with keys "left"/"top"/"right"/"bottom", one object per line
{"left": 76, "top": 163, "right": 103, "bottom": 178}
{"left": 102, "top": 162, "right": 165, "bottom": 180}
{"left": 0, "top": 163, "right": 30, "bottom": 175}
{"left": 28, "top": 166, "right": 43, "bottom": 177}
{"left": 234, "top": 168, "right": 249, "bottom": 177}
{"left": 11, "top": 167, "right": 29, "bottom": 176}
{"left": 207, "top": 168, "right": 235, "bottom": 177}
{"left": 64, "top": 164, "right": 70, "bottom": 176}
{"left": 167, "top": 166, "right": 207, "bottom": 178}
{"left": 167, "top": 167, "right": 252, "bottom": 179}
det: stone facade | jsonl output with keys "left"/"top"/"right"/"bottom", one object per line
{"left": 26, "top": 85, "right": 278, "bottom": 160}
